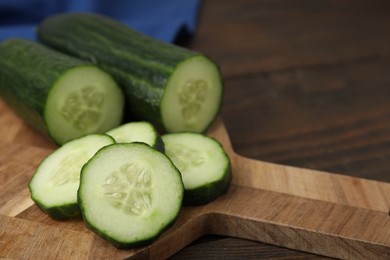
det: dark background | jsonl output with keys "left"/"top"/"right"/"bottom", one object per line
{"left": 172, "top": 0, "right": 390, "bottom": 259}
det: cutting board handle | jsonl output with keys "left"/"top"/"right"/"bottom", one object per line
{"left": 145, "top": 177, "right": 390, "bottom": 260}
{"left": 231, "top": 154, "right": 390, "bottom": 213}
{"left": 207, "top": 118, "right": 390, "bottom": 213}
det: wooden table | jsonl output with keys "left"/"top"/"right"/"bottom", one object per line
{"left": 171, "top": 0, "right": 390, "bottom": 259}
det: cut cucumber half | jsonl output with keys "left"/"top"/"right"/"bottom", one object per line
{"left": 29, "top": 134, "right": 115, "bottom": 220}
{"left": 162, "top": 133, "right": 231, "bottom": 205}
{"left": 45, "top": 66, "right": 124, "bottom": 145}
{"left": 0, "top": 38, "right": 124, "bottom": 145}
{"left": 106, "top": 121, "right": 164, "bottom": 152}
{"left": 161, "top": 55, "right": 223, "bottom": 133}
{"left": 37, "top": 13, "right": 223, "bottom": 133}
{"left": 78, "top": 142, "right": 184, "bottom": 248}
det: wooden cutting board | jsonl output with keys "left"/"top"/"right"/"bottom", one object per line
{"left": 1, "top": 98, "right": 390, "bottom": 259}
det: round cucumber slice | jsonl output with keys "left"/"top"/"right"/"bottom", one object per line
{"left": 29, "top": 134, "right": 115, "bottom": 220}
{"left": 162, "top": 133, "right": 231, "bottom": 205}
{"left": 106, "top": 121, "right": 164, "bottom": 152}
{"left": 78, "top": 142, "right": 184, "bottom": 248}
{"left": 45, "top": 66, "right": 124, "bottom": 145}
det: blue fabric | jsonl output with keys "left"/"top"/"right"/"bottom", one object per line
{"left": 0, "top": 0, "right": 200, "bottom": 42}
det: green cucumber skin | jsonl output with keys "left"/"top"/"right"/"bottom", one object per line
{"left": 184, "top": 142, "right": 231, "bottom": 205}
{"left": 0, "top": 38, "right": 91, "bottom": 142}
{"left": 37, "top": 13, "right": 223, "bottom": 132}
{"left": 184, "top": 167, "right": 231, "bottom": 205}
{"left": 153, "top": 134, "right": 165, "bottom": 153}
{"left": 34, "top": 201, "right": 81, "bottom": 221}
{"left": 148, "top": 128, "right": 165, "bottom": 153}
{"left": 82, "top": 213, "right": 175, "bottom": 249}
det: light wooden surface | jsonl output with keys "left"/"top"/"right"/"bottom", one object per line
{"left": 1, "top": 97, "right": 389, "bottom": 259}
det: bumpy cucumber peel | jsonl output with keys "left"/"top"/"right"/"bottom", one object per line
{"left": 37, "top": 13, "right": 224, "bottom": 133}
{"left": 0, "top": 38, "right": 124, "bottom": 145}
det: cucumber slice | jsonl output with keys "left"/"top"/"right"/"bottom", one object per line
{"left": 29, "top": 134, "right": 115, "bottom": 220}
{"left": 106, "top": 121, "right": 164, "bottom": 152}
{"left": 78, "top": 142, "right": 184, "bottom": 248}
{"left": 162, "top": 133, "right": 231, "bottom": 205}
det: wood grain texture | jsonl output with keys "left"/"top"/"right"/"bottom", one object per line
{"left": 0, "top": 214, "right": 140, "bottom": 260}
{"left": 0, "top": 100, "right": 56, "bottom": 149}
{"left": 220, "top": 58, "right": 390, "bottom": 182}
{"left": 172, "top": 236, "right": 330, "bottom": 259}
{"left": 0, "top": 143, "right": 52, "bottom": 216}
{"left": 183, "top": 1, "right": 390, "bottom": 256}
{"left": 0, "top": 214, "right": 94, "bottom": 259}
{"left": 1, "top": 111, "right": 389, "bottom": 259}
{"left": 207, "top": 118, "right": 390, "bottom": 214}
{"left": 1, "top": 0, "right": 390, "bottom": 259}
{"left": 191, "top": 0, "right": 390, "bottom": 77}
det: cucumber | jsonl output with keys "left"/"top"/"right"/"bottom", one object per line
{"left": 37, "top": 13, "right": 223, "bottom": 133}
{"left": 106, "top": 121, "right": 164, "bottom": 152}
{"left": 0, "top": 38, "right": 124, "bottom": 145}
{"left": 78, "top": 142, "right": 184, "bottom": 248}
{"left": 29, "top": 134, "right": 115, "bottom": 220}
{"left": 162, "top": 133, "right": 231, "bottom": 205}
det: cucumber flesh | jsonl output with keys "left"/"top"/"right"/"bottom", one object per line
{"left": 29, "top": 134, "right": 115, "bottom": 219}
{"left": 46, "top": 66, "right": 124, "bottom": 145}
{"left": 162, "top": 55, "right": 223, "bottom": 133}
{"left": 162, "top": 133, "right": 231, "bottom": 205}
{"left": 106, "top": 121, "right": 164, "bottom": 152}
{"left": 78, "top": 142, "right": 184, "bottom": 248}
